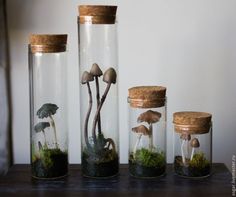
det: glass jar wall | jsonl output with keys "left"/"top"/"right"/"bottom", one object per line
{"left": 173, "top": 111, "right": 212, "bottom": 178}
{"left": 78, "top": 5, "right": 119, "bottom": 178}
{"left": 29, "top": 34, "right": 68, "bottom": 179}
{"left": 128, "top": 86, "right": 167, "bottom": 178}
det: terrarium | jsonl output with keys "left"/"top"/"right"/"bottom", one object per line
{"left": 173, "top": 111, "right": 212, "bottom": 178}
{"left": 78, "top": 5, "right": 119, "bottom": 178}
{"left": 128, "top": 86, "right": 167, "bottom": 178}
{"left": 29, "top": 34, "right": 68, "bottom": 179}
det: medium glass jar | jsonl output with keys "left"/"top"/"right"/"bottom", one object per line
{"left": 78, "top": 5, "right": 119, "bottom": 178}
{"left": 29, "top": 34, "right": 68, "bottom": 179}
{"left": 128, "top": 86, "right": 167, "bottom": 178}
{"left": 173, "top": 111, "right": 212, "bottom": 178}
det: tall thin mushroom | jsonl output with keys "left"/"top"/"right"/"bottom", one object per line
{"left": 90, "top": 63, "right": 103, "bottom": 135}
{"left": 190, "top": 138, "right": 200, "bottom": 161}
{"left": 91, "top": 67, "right": 117, "bottom": 143}
{"left": 81, "top": 71, "right": 94, "bottom": 148}
{"left": 37, "top": 103, "right": 59, "bottom": 149}
{"left": 137, "top": 110, "right": 161, "bottom": 150}
{"left": 34, "top": 122, "right": 50, "bottom": 148}
{"left": 180, "top": 133, "right": 191, "bottom": 164}
{"left": 132, "top": 125, "right": 150, "bottom": 158}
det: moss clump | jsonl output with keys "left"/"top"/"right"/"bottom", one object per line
{"left": 189, "top": 152, "right": 210, "bottom": 169}
{"left": 129, "top": 148, "right": 166, "bottom": 178}
{"left": 174, "top": 152, "right": 211, "bottom": 177}
{"left": 32, "top": 148, "right": 68, "bottom": 179}
{"left": 82, "top": 149, "right": 119, "bottom": 178}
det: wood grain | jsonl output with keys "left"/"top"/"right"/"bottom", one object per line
{"left": 0, "top": 164, "right": 231, "bottom": 196}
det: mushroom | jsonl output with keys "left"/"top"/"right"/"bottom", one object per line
{"left": 137, "top": 110, "right": 161, "bottom": 150}
{"left": 190, "top": 138, "right": 200, "bottom": 160}
{"left": 81, "top": 71, "right": 94, "bottom": 148}
{"left": 132, "top": 125, "right": 150, "bottom": 157}
{"left": 91, "top": 67, "right": 117, "bottom": 143}
{"left": 38, "top": 141, "right": 43, "bottom": 151}
{"left": 34, "top": 122, "right": 50, "bottom": 148}
{"left": 37, "top": 103, "right": 59, "bottom": 149}
{"left": 180, "top": 133, "right": 191, "bottom": 164}
{"left": 90, "top": 63, "right": 103, "bottom": 135}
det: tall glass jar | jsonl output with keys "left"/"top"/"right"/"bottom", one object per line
{"left": 128, "top": 86, "right": 167, "bottom": 178}
{"left": 78, "top": 5, "right": 119, "bottom": 178}
{"left": 29, "top": 34, "right": 68, "bottom": 179}
{"left": 173, "top": 111, "right": 212, "bottom": 178}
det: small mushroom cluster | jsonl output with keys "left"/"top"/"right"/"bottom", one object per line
{"left": 34, "top": 103, "right": 59, "bottom": 149}
{"left": 81, "top": 63, "right": 117, "bottom": 150}
{"left": 180, "top": 133, "right": 200, "bottom": 164}
{"left": 131, "top": 110, "right": 162, "bottom": 155}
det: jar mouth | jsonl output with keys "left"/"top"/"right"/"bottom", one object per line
{"left": 127, "top": 97, "right": 166, "bottom": 108}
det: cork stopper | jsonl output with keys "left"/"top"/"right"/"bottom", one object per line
{"left": 128, "top": 86, "right": 166, "bottom": 108}
{"left": 29, "top": 34, "right": 67, "bottom": 53}
{"left": 78, "top": 5, "right": 117, "bottom": 24}
{"left": 173, "top": 111, "right": 212, "bottom": 134}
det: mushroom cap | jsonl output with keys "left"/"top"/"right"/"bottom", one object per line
{"left": 180, "top": 133, "right": 191, "bottom": 141}
{"left": 34, "top": 122, "right": 50, "bottom": 132}
{"left": 90, "top": 63, "right": 103, "bottom": 77}
{"left": 132, "top": 125, "right": 150, "bottom": 136}
{"left": 137, "top": 110, "right": 162, "bottom": 124}
{"left": 190, "top": 138, "right": 200, "bottom": 148}
{"left": 103, "top": 67, "right": 117, "bottom": 84}
{"left": 81, "top": 71, "right": 94, "bottom": 84}
{"left": 37, "top": 103, "right": 58, "bottom": 119}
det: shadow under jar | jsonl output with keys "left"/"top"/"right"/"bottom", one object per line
{"left": 173, "top": 111, "right": 212, "bottom": 178}
{"left": 128, "top": 86, "right": 167, "bottom": 178}
{"left": 78, "top": 5, "right": 119, "bottom": 178}
{"left": 29, "top": 34, "right": 68, "bottom": 179}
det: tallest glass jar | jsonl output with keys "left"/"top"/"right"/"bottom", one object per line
{"left": 78, "top": 5, "right": 119, "bottom": 178}
{"left": 29, "top": 34, "right": 68, "bottom": 179}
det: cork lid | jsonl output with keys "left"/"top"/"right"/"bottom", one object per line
{"left": 128, "top": 86, "right": 166, "bottom": 108}
{"left": 78, "top": 5, "right": 117, "bottom": 24}
{"left": 29, "top": 34, "right": 67, "bottom": 53}
{"left": 173, "top": 111, "right": 212, "bottom": 134}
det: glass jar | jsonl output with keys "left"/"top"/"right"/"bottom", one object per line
{"left": 173, "top": 111, "right": 212, "bottom": 178}
{"left": 78, "top": 5, "right": 119, "bottom": 178}
{"left": 128, "top": 86, "right": 167, "bottom": 178}
{"left": 29, "top": 34, "right": 68, "bottom": 179}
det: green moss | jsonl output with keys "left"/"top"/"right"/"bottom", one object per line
{"left": 38, "top": 148, "right": 66, "bottom": 168}
{"left": 132, "top": 148, "right": 165, "bottom": 168}
{"left": 189, "top": 152, "right": 210, "bottom": 169}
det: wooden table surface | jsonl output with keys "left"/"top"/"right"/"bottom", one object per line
{"left": 0, "top": 164, "right": 232, "bottom": 197}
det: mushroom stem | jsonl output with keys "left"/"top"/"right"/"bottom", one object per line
{"left": 190, "top": 147, "right": 195, "bottom": 161}
{"left": 181, "top": 140, "right": 186, "bottom": 164}
{"left": 49, "top": 115, "right": 58, "bottom": 149}
{"left": 95, "top": 76, "right": 102, "bottom": 135}
{"left": 42, "top": 130, "right": 48, "bottom": 148}
{"left": 148, "top": 123, "right": 153, "bottom": 150}
{"left": 84, "top": 82, "right": 93, "bottom": 148}
{"left": 133, "top": 134, "right": 142, "bottom": 158}
{"left": 92, "top": 83, "right": 111, "bottom": 143}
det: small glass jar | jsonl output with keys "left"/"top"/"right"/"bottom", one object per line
{"left": 78, "top": 5, "right": 119, "bottom": 178}
{"left": 173, "top": 111, "right": 212, "bottom": 178}
{"left": 29, "top": 34, "right": 68, "bottom": 179}
{"left": 128, "top": 86, "right": 167, "bottom": 178}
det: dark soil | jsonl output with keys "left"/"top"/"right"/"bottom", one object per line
{"left": 31, "top": 149, "right": 68, "bottom": 179}
{"left": 129, "top": 160, "right": 166, "bottom": 178}
{"left": 82, "top": 151, "right": 119, "bottom": 178}
{"left": 174, "top": 156, "right": 211, "bottom": 177}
